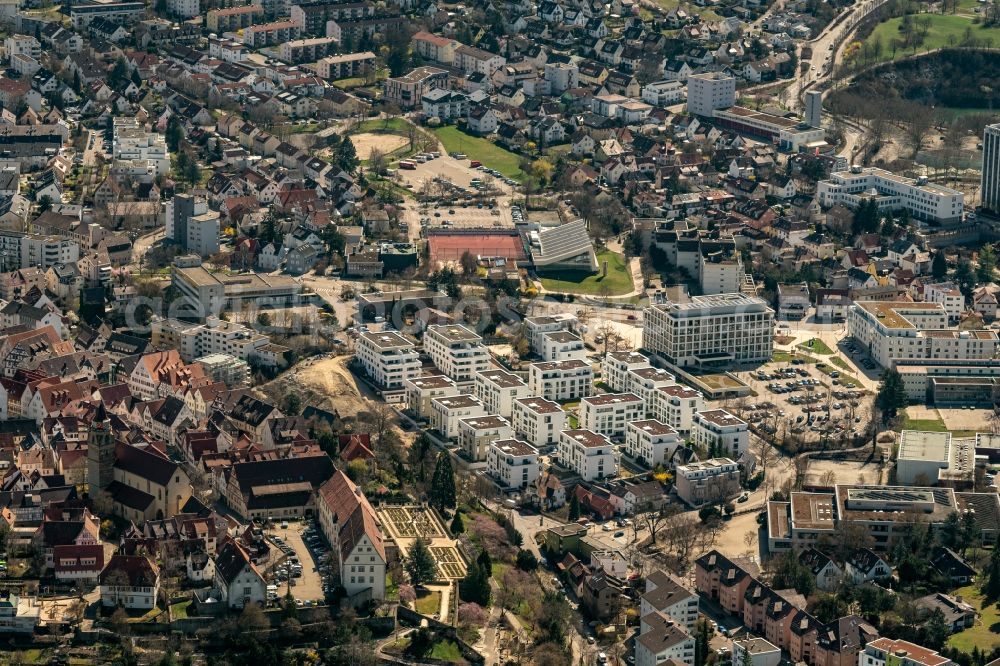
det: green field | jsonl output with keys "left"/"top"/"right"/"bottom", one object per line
{"left": 351, "top": 118, "right": 411, "bottom": 134}
{"left": 863, "top": 14, "right": 1000, "bottom": 63}
{"left": 415, "top": 589, "right": 441, "bottom": 615}
{"left": 538, "top": 251, "right": 634, "bottom": 296}
{"left": 902, "top": 416, "right": 949, "bottom": 432}
{"left": 948, "top": 584, "right": 1000, "bottom": 653}
{"left": 800, "top": 338, "right": 835, "bottom": 355}
{"left": 431, "top": 126, "right": 525, "bottom": 179}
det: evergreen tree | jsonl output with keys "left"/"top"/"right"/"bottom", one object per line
{"left": 875, "top": 368, "right": 907, "bottom": 420}
{"left": 165, "top": 115, "right": 182, "bottom": 153}
{"left": 428, "top": 451, "right": 456, "bottom": 511}
{"left": 110, "top": 57, "right": 129, "bottom": 86}
{"left": 940, "top": 511, "right": 961, "bottom": 549}
{"left": 459, "top": 548, "right": 492, "bottom": 606}
{"left": 450, "top": 512, "right": 465, "bottom": 535}
{"left": 983, "top": 546, "right": 1000, "bottom": 599}
{"left": 333, "top": 135, "right": 359, "bottom": 173}
{"left": 131, "top": 69, "right": 142, "bottom": 89}
{"left": 404, "top": 537, "right": 437, "bottom": 586}
{"left": 979, "top": 245, "right": 998, "bottom": 283}
{"left": 955, "top": 257, "right": 976, "bottom": 294}
{"left": 932, "top": 251, "right": 948, "bottom": 279}
{"left": 568, "top": 493, "right": 581, "bottom": 521}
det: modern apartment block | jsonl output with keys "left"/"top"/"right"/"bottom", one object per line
{"left": 691, "top": 409, "right": 749, "bottom": 458}
{"left": 644, "top": 293, "right": 774, "bottom": 368}
{"left": 649, "top": 384, "right": 704, "bottom": 435}
{"left": 686, "top": 72, "right": 736, "bottom": 117}
{"left": 430, "top": 395, "right": 486, "bottom": 439}
{"left": 579, "top": 393, "right": 644, "bottom": 438}
{"left": 487, "top": 439, "right": 540, "bottom": 491}
{"left": 315, "top": 51, "right": 376, "bottom": 79}
{"left": 525, "top": 313, "right": 578, "bottom": 352}
{"left": 512, "top": 397, "right": 567, "bottom": 449}
{"left": 558, "top": 429, "right": 617, "bottom": 481}
{"left": 458, "top": 415, "right": 512, "bottom": 462}
{"left": 847, "top": 301, "right": 1000, "bottom": 369}
{"left": 817, "top": 166, "right": 964, "bottom": 224}
{"left": 626, "top": 367, "right": 677, "bottom": 413}
{"left": 354, "top": 331, "right": 421, "bottom": 389}
{"left": 403, "top": 375, "right": 459, "bottom": 419}
{"left": 151, "top": 316, "right": 269, "bottom": 364}
{"left": 383, "top": 66, "right": 448, "bottom": 109}
{"left": 539, "top": 330, "right": 587, "bottom": 362}
{"left": 625, "top": 420, "right": 683, "bottom": 469}
{"left": 474, "top": 368, "right": 530, "bottom": 419}
{"left": 424, "top": 324, "right": 491, "bottom": 382}
{"left": 675, "top": 458, "right": 740, "bottom": 507}
{"left": 603, "top": 350, "right": 653, "bottom": 393}
{"left": 922, "top": 283, "right": 965, "bottom": 323}
{"left": 528, "top": 359, "right": 594, "bottom": 401}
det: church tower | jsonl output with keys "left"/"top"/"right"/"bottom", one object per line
{"left": 86, "top": 403, "right": 115, "bottom": 504}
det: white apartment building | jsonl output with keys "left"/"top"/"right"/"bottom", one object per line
{"left": 424, "top": 324, "right": 491, "bottom": 382}
{"left": 151, "top": 316, "right": 269, "bottom": 364}
{"left": 635, "top": 611, "right": 696, "bottom": 666}
{"left": 626, "top": 367, "right": 677, "bottom": 413}
{"left": 923, "top": 283, "right": 965, "bottom": 322}
{"left": 404, "top": 375, "right": 459, "bottom": 419}
{"left": 686, "top": 72, "right": 735, "bottom": 117}
{"left": 528, "top": 359, "right": 594, "bottom": 401}
{"left": 603, "top": 350, "right": 652, "bottom": 393}
{"left": 524, "top": 313, "right": 578, "bottom": 352}
{"left": 861, "top": 639, "right": 953, "bottom": 666}
{"left": 626, "top": 420, "right": 683, "bottom": 469}
{"left": 430, "top": 395, "right": 486, "bottom": 439}
{"left": 691, "top": 410, "right": 749, "bottom": 458}
{"left": 731, "top": 638, "right": 780, "bottom": 666}
{"left": 579, "top": 393, "right": 644, "bottom": 439}
{"left": 458, "top": 415, "right": 512, "bottom": 462}
{"left": 4, "top": 35, "right": 40, "bottom": 60}
{"left": 486, "top": 439, "right": 540, "bottom": 491}
{"left": 539, "top": 330, "right": 587, "bottom": 362}
{"left": 644, "top": 293, "right": 774, "bottom": 368}
{"left": 112, "top": 117, "right": 170, "bottom": 178}
{"left": 674, "top": 458, "right": 740, "bottom": 507}
{"left": 474, "top": 369, "right": 530, "bottom": 419}
{"left": 817, "top": 166, "right": 964, "bottom": 224}
{"left": 558, "top": 429, "right": 616, "bottom": 481}
{"left": 642, "top": 80, "right": 686, "bottom": 107}
{"left": 640, "top": 570, "right": 699, "bottom": 632}
{"left": 166, "top": 0, "right": 199, "bottom": 18}
{"left": 512, "top": 397, "right": 567, "bottom": 449}
{"left": 354, "top": 331, "right": 421, "bottom": 390}
{"left": 847, "top": 301, "right": 1000, "bottom": 369}
{"left": 650, "top": 385, "right": 704, "bottom": 435}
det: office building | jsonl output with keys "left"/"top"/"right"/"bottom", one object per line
{"left": 686, "top": 72, "right": 735, "bottom": 117}
{"left": 423, "top": 324, "right": 491, "bottom": 382}
{"left": 982, "top": 123, "right": 1000, "bottom": 213}
{"left": 896, "top": 430, "right": 973, "bottom": 486}
{"left": 171, "top": 259, "right": 310, "bottom": 319}
{"left": 644, "top": 293, "right": 774, "bottom": 368}
{"left": 558, "top": 429, "right": 616, "bottom": 481}
{"left": 487, "top": 439, "right": 540, "bottom": 491}
{"left": 355, "top": 331, "right": 421, "bottom": 390}
{"left": 818, "top": 167, "right": 964, "bottom": 224}
{"left": 847, "top": 301, "right": 999, "bottom": 369}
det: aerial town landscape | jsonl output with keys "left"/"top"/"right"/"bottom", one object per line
{"left": 3, "top": 0, "right": 1000, "bottom": 662}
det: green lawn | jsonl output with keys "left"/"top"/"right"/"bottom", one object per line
{"left": 170, "top": 599, "right": 192, "bottom": 619}
{"left": 829, "top": 357, "right": 854, "bottom": 372}
{"left": 948, "top": 584, "right": 1000, "bottom": 653}
{"left": 902, "top": 415, "right": 949, "bottom": 432}
{"left": 415, "top": 589, "right": 442, "bottom": 616}
{"left": 431, "top": 126, "right": 525, "bottom": 179}
{"left": 800, "top": 338, "right": 835, "bottom": 355}
{"left": 863, "top": 14, "right": 1000, "bottom": 63}
{"left": 429, "top": 640, "right": 465, "bottom": 662}
{"left": 771, "top": 352, "right": 818, "bottom": 364}
{"left": 538, "top": 251, "right": 634, "bottom": 296}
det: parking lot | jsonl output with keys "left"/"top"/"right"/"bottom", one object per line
{"left": 734, "top": 360, "right": 870, "bottom": 443}
{"left": 265, "top": 521, "right": 330, "bottom": 606}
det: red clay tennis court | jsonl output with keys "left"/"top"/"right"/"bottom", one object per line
{"left": 428, "top": 231, "right": 527, "bottom": 263}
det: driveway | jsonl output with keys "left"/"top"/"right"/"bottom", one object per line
{"left": 267, "top": 521, "right": 326, "bottom": 603}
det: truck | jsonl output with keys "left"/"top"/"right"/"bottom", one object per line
{"left": 399, "top": 160, "right": 416, "bottom": 170}
{"left": 470, "top": 160, "right": 482, "bottom": 167}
